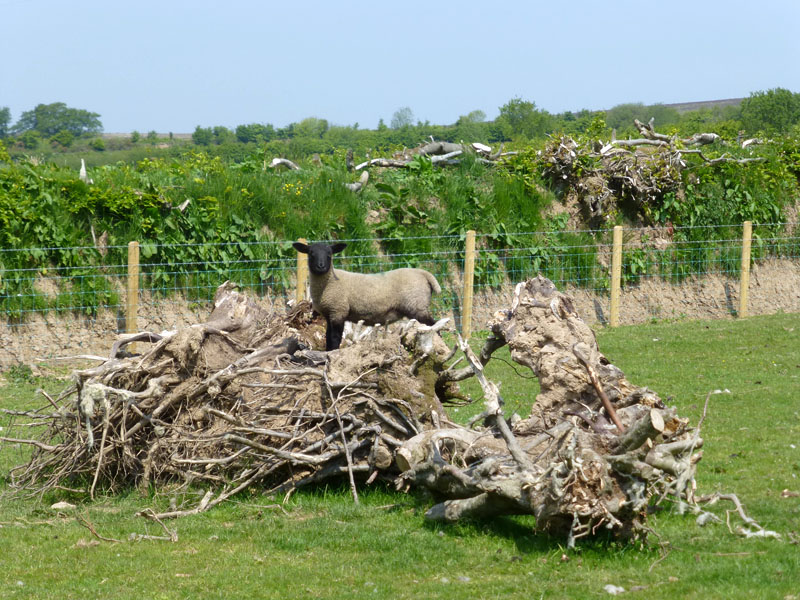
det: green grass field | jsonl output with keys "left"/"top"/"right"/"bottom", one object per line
{"left": 1, "top": 313, "right": 799, "bottom": 599}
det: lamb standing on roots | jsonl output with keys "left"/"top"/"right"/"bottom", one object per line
{"left": 292, "top": 241, "right": 441, "bottom": 350}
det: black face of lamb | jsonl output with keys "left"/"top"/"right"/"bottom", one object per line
{"left": 308, "top": 244, "right": 333, "bottom": 275}
{"left": 292, "top": 241, "right": 347, "bottom": 276}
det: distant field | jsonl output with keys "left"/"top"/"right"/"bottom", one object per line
{"left": 97, "top": 97, "right": 746, "bottom": 138}
{"left": 101, "top": 132, "right": 193, "bottom": 139}
{"left": 661, "top": 97, "right": 744, "bottom": 113}
{"left": 1, "top": 313, "right": 798, "bottom": 599}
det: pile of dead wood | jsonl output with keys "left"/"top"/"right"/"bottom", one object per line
{"left": 541, "top": 119, "right": 766, "bottom": 223}
{"left": 1, "top": 277, "right": 770, "bottom": 542}
{"left": 2, "top": 282, "right": 460, "bottom": 519}
{"left": 266, "top": 140, "right": 515, "bottom": 187}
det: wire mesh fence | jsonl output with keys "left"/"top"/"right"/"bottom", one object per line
{"left": 1, "top": 223, "right": 799, "bottom": 366}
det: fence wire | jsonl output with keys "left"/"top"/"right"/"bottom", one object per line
{"left": 1, "top": 223, "right": 799, "bottom": 364}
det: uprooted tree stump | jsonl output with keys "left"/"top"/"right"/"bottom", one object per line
{"left": 1, "top": 277, "right": 771, "bottom": 542}
{"left": 397, "top": 276, "right": 701, "bottom": 543}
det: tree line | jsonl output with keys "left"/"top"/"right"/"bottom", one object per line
{"left": 2, "top": 88, "right": 800, "bottom": 159}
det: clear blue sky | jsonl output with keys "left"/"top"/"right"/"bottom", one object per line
{"left": 2, "top": 0, "right": 798, "bottom": 133}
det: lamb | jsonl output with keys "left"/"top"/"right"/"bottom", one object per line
{"left": 292, "top": 241, "right": 441, "bottom": 350}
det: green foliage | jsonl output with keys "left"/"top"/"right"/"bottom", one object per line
{"left": 1, "top": 112, "right": 799, "bottom": 319}
{"left": 499, "top": 226, "right": 601, "bottom": 290}
{"left": 453, "top": 110, "right": 491, "bottom": 142}
{"left": 585, "top": 114, "right": 611, "bottom": 140}
{"left": 390, "top": 107, "right": 414, "bottom": 130}
{"left": 372, "top": 181, "right": 435, "bottom": 265}
{"left": 192, "top": 126, "right": 213, "bottom": 146}
{"left": 19, "top": 130, "right": 40, "bottom": 149}
{"left": 621, "top": 245, "right": 651, "bottom": 285}
{"left": 235, "top": 123, "right": 275, "bottom": 144}
{"left": 496, "top": 97, "right": 552, "bottom": 140}
{"left": 740, "top": 87, "right": 800, "bottom": 135}
{"left": 88, "top": 137, "right": 106, "bottom": 151}
{"left": 12, "top": 102, "right": 102, "bottom": 137}
{"left": 2, "top": 91, "right": 790, "bottom": 170}
{"left": 776, "top": 135, "right": 800, "bottom": 180}
{"left": 604, "top": 102, "right": 681, "bottom": 136}
{"left": 646, "top": 149, "right": 794, "bottom": 229}
{"left": 0, "top": 106, "right": 10, "bottom": 138}
{"left": 6, "top": 363, "right": 35, "bottom": 383}
{"left": 212, "top": 126, "right": 235, "bottom": 144}
{"left": 49, "top": 129, "right": 74, "bottom": 148}
{"left": 294, "top": 117, "right": 329, "bottom": 138}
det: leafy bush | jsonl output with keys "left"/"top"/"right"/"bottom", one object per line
{"left": 1, "top": 127, "right": 799, "bottom": 320}
{"left": 49, "top": 130, "right": 75, "bottom": 148}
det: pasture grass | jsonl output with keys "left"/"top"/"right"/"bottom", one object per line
{"left": 1, "top": 313, "right": 799, "bottom": 599}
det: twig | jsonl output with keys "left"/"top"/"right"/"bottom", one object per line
{"left": 37, "top": 389, "right": 60, "bottom": 411}
{"left": 90, "top": 394, "right": 112, "bottom": 500}
{"left": 76, "top": 512, "right": 122, "bottom": 543}
{"left": 696, "top": 492, "right": 778, "bottom": 538}
{"left": 335, "top": 406, "right": 359, "bottom": 504}
{"left": 457, "top": 335, "right": 534, "bottom": 471}
{"left": 322, "top": 367, "right": 364, "bottom": 504}
{"left": 0, "top": 437, "right": 59, "bottom": 452}
{"left": 572, "top": 343, "right": 625, "bottom": 434}
{"left": 136, "top": 509, "right": 178, "bottom": 542}
{"left": 139, "top": 489, "right": 214, "bottom": 520}
{"left": 648, "top": 542, "right": 671, "bottom": 572}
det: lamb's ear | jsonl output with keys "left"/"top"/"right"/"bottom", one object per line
{"left": 293, "top": 242, "right": 310, "bottom": 254}
{"left": 330, "top": 242, "right": 347, "bottom": 254}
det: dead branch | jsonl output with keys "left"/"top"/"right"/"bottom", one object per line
{"left": 634, "top": 118, "right": 674, "bottom": 143}
{"left": 608, "top": 138, "right": 669, "bottom": 149}
{"left": 572, "top": 342, "right": 624, "bottom": 433}
{"left": 266, "top": 156, "right": 368, "bottom": 192}
{"left": 355, "top": 140, "right": 510, "bottom": 171}
{"left": 268, "top": 157, "right": 301, "bottom": 170}
{"left": 344, "top": 170, "right": 369, "bottom": 192}
{"left": 696, "top": 492, "right": 780, "bottom": 539}
{"left": 354, "top": 158, "right": 409, "bottom": 170}
{"left": 678, "top": 149, "right": 767, "bottom": 166}
{"left": 77, "top": 512, "right": 122, "bottom": 543}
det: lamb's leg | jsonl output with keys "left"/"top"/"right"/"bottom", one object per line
{"left": 326, "top": 318, "right": 345, "bottom": 351}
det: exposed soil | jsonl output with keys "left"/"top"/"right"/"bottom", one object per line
{"left": 472, "top": 258, "right": 800, "bottom": 327}
{"left": 2, "top": 259, "right": 799, "bottom": 370}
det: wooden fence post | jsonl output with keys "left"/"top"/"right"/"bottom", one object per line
{"left": 739, "top": 221, "right": 752, "bottom": 318}
{"left": 462, "top": 230, "right": 476, "bottom": 339}
{"left": 296, "top": 238, "right": 308, "bottom": 304}
{"left": 610, "top": 225, "right": 623, "bottom": 327}
{"left": 126, "top": 241, "right": 140, "bottom": 337}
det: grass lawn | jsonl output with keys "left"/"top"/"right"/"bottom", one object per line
{"left": 1, "top": 313, "right": 799, "bottom": 599}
